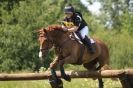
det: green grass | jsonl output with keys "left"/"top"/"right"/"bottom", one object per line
{"left": 0, "top": 79, "right": 122, "bottom": 88}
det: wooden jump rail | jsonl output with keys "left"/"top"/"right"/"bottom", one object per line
{"left": 0, "top": 69, "right": 132, "bottom": 81}
{"left": 0, "top": 69, "right": 133, "bottom": 88}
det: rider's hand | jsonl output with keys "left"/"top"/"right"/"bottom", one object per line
{"left": 63, "top": 28, "right": 68, "bottom": 32}
{"left": 62, "top": 25, "right": 68, "bottom": 32}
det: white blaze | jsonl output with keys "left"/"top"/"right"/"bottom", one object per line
{"left": 39, "top": 51, "right": 43, "bottom": 58}
{"left": 39, "top": 47, "right": 43, "bottom": 58}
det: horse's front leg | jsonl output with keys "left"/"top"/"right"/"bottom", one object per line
{"left": 58, "top": 55, "right": 75, "bottom": 82}
{"left": 49, "top": 57, "right": 63, "bottom": 88}
{"left": 59, "top": 60, "right": 71, "bottom": 82}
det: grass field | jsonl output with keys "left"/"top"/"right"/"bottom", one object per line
{"left": 0, "top": 79, "right": 122, "bottom": 88}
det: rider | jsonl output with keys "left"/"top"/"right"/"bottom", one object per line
{"left": 62, "top": 4, "right": 95, "bottom": 54}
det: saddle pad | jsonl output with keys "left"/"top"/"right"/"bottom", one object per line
{"left": 90, "top": 38, "right": 95, "bottom": 44}
{"left": 72, "top": 32, "right": 95, "bottom": 44}
{"left": 73, "top": 32, "right": 83, "bottom": 44}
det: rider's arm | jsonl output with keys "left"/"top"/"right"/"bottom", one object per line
{"left": 67, "top": 26, "right": 79, "bottom": 32}
{"left": 62, "top": 15, "right": 82, "bottom": 32}
{"left": 62, "top": 25, "right": 79, "bottom": 32}
{"left": 67, "top": 15, "right": 82, "bottom": 32}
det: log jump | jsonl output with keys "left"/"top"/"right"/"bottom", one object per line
{"left": 0, "top": 69, "right": 133, "bottom": 81}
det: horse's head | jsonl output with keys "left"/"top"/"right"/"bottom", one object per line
{"left": 37, "top": 25, "right": 69, "bottom": 62}
{"left": 37, "top": 28, "right": 53, "bottom": 61}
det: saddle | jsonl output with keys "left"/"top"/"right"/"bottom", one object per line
{"left": 69, "top": 32, "right": 95, "bottom": 44}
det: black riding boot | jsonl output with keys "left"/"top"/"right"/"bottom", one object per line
{"left": 83, "top": 36, "right": 95, "bottom": 54}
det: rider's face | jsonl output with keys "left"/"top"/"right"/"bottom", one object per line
{"left": 65, "top": 12, "right": 73, "bottom": 18}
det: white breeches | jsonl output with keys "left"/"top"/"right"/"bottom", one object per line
{"left": 79, "top": 26, "right": 89, "bottom": 39}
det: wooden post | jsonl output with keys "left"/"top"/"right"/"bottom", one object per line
{"left": 119, "top": 73, "right": 132, "bottom": 88}
{"left": 119, "top": 73, "right": 133, "bottom": 88}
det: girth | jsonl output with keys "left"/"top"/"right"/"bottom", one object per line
{"left": 73, "top": 44, "right": 85, "bottom": 65}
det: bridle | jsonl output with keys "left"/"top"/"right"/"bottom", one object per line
{"left": 39, "top": 29, "right": 53, "bottom": 52}
{"left": 39, "top": 28, "right": 71, "bottom": 55}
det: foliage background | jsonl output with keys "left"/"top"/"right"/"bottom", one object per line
{"left": 0, "top": 0, "right": 133, "bottom": 72}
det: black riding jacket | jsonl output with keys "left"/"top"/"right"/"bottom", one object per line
{"left": 63, "top": 12, "right": 87, "bottom": 31}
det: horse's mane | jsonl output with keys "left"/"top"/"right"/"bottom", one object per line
{"left": 46, "top": 25, "right": 63, "bottom": 31}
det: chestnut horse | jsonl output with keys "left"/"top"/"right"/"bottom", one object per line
{"left": 38, "top": 25, "right": 110, "bottom": 88}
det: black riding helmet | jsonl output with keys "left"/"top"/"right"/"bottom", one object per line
{"left": 64, "top": 4, "right": 74, "bottom": 13}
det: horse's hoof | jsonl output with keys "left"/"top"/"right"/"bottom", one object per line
{"left": 56, "top": 78, "right": 63, "bottom": 88}
{"left": 49, "top": 78, "right": 63, "bottom": 88}
{"left": 62, "top": 75, "right": 71, "bottom": 82}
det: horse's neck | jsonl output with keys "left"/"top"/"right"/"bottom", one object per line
{"left": 51, "top": 30, "right": 69, "bottom": 46}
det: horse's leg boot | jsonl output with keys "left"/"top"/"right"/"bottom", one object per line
{"left": 83, "top": 36, "right": 95, "bottom": 54}
{"left": 49, "top": 77, "right": 63, "bottom": 88}
{"left": 56, "top": 78, "right": 63, "bottom": 88}
{"left": 48, "top": 78, "right": 59, "bottom": 88}
{"left": 62, "top": 74, "right": 71, "bottom": 82}
{"left": 59, "top": 64, "right": 71, "bottom": 82}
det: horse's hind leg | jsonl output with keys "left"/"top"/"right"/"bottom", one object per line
{"left": 83, "top": 60, "right": 104, "bottom": 88}
{"left": 83, "top": 58, "right": 98, "bottom": 70}
{"left": 96, "top": 55, "right": 110, "bottom": 88}
{"left": 98, "top": 78, "right": 104, "bottom": 88}
{"left": 97, "top": 43, "right": 111, "bottom": 71}
{"left": 97, "top": 55, "right": 111, "bottom": 71}
{"left": 83, "top": 60, "right": 98, "bottom": 80}
{"left": 95, "top": 62, "right": 104, "bottom": 88}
